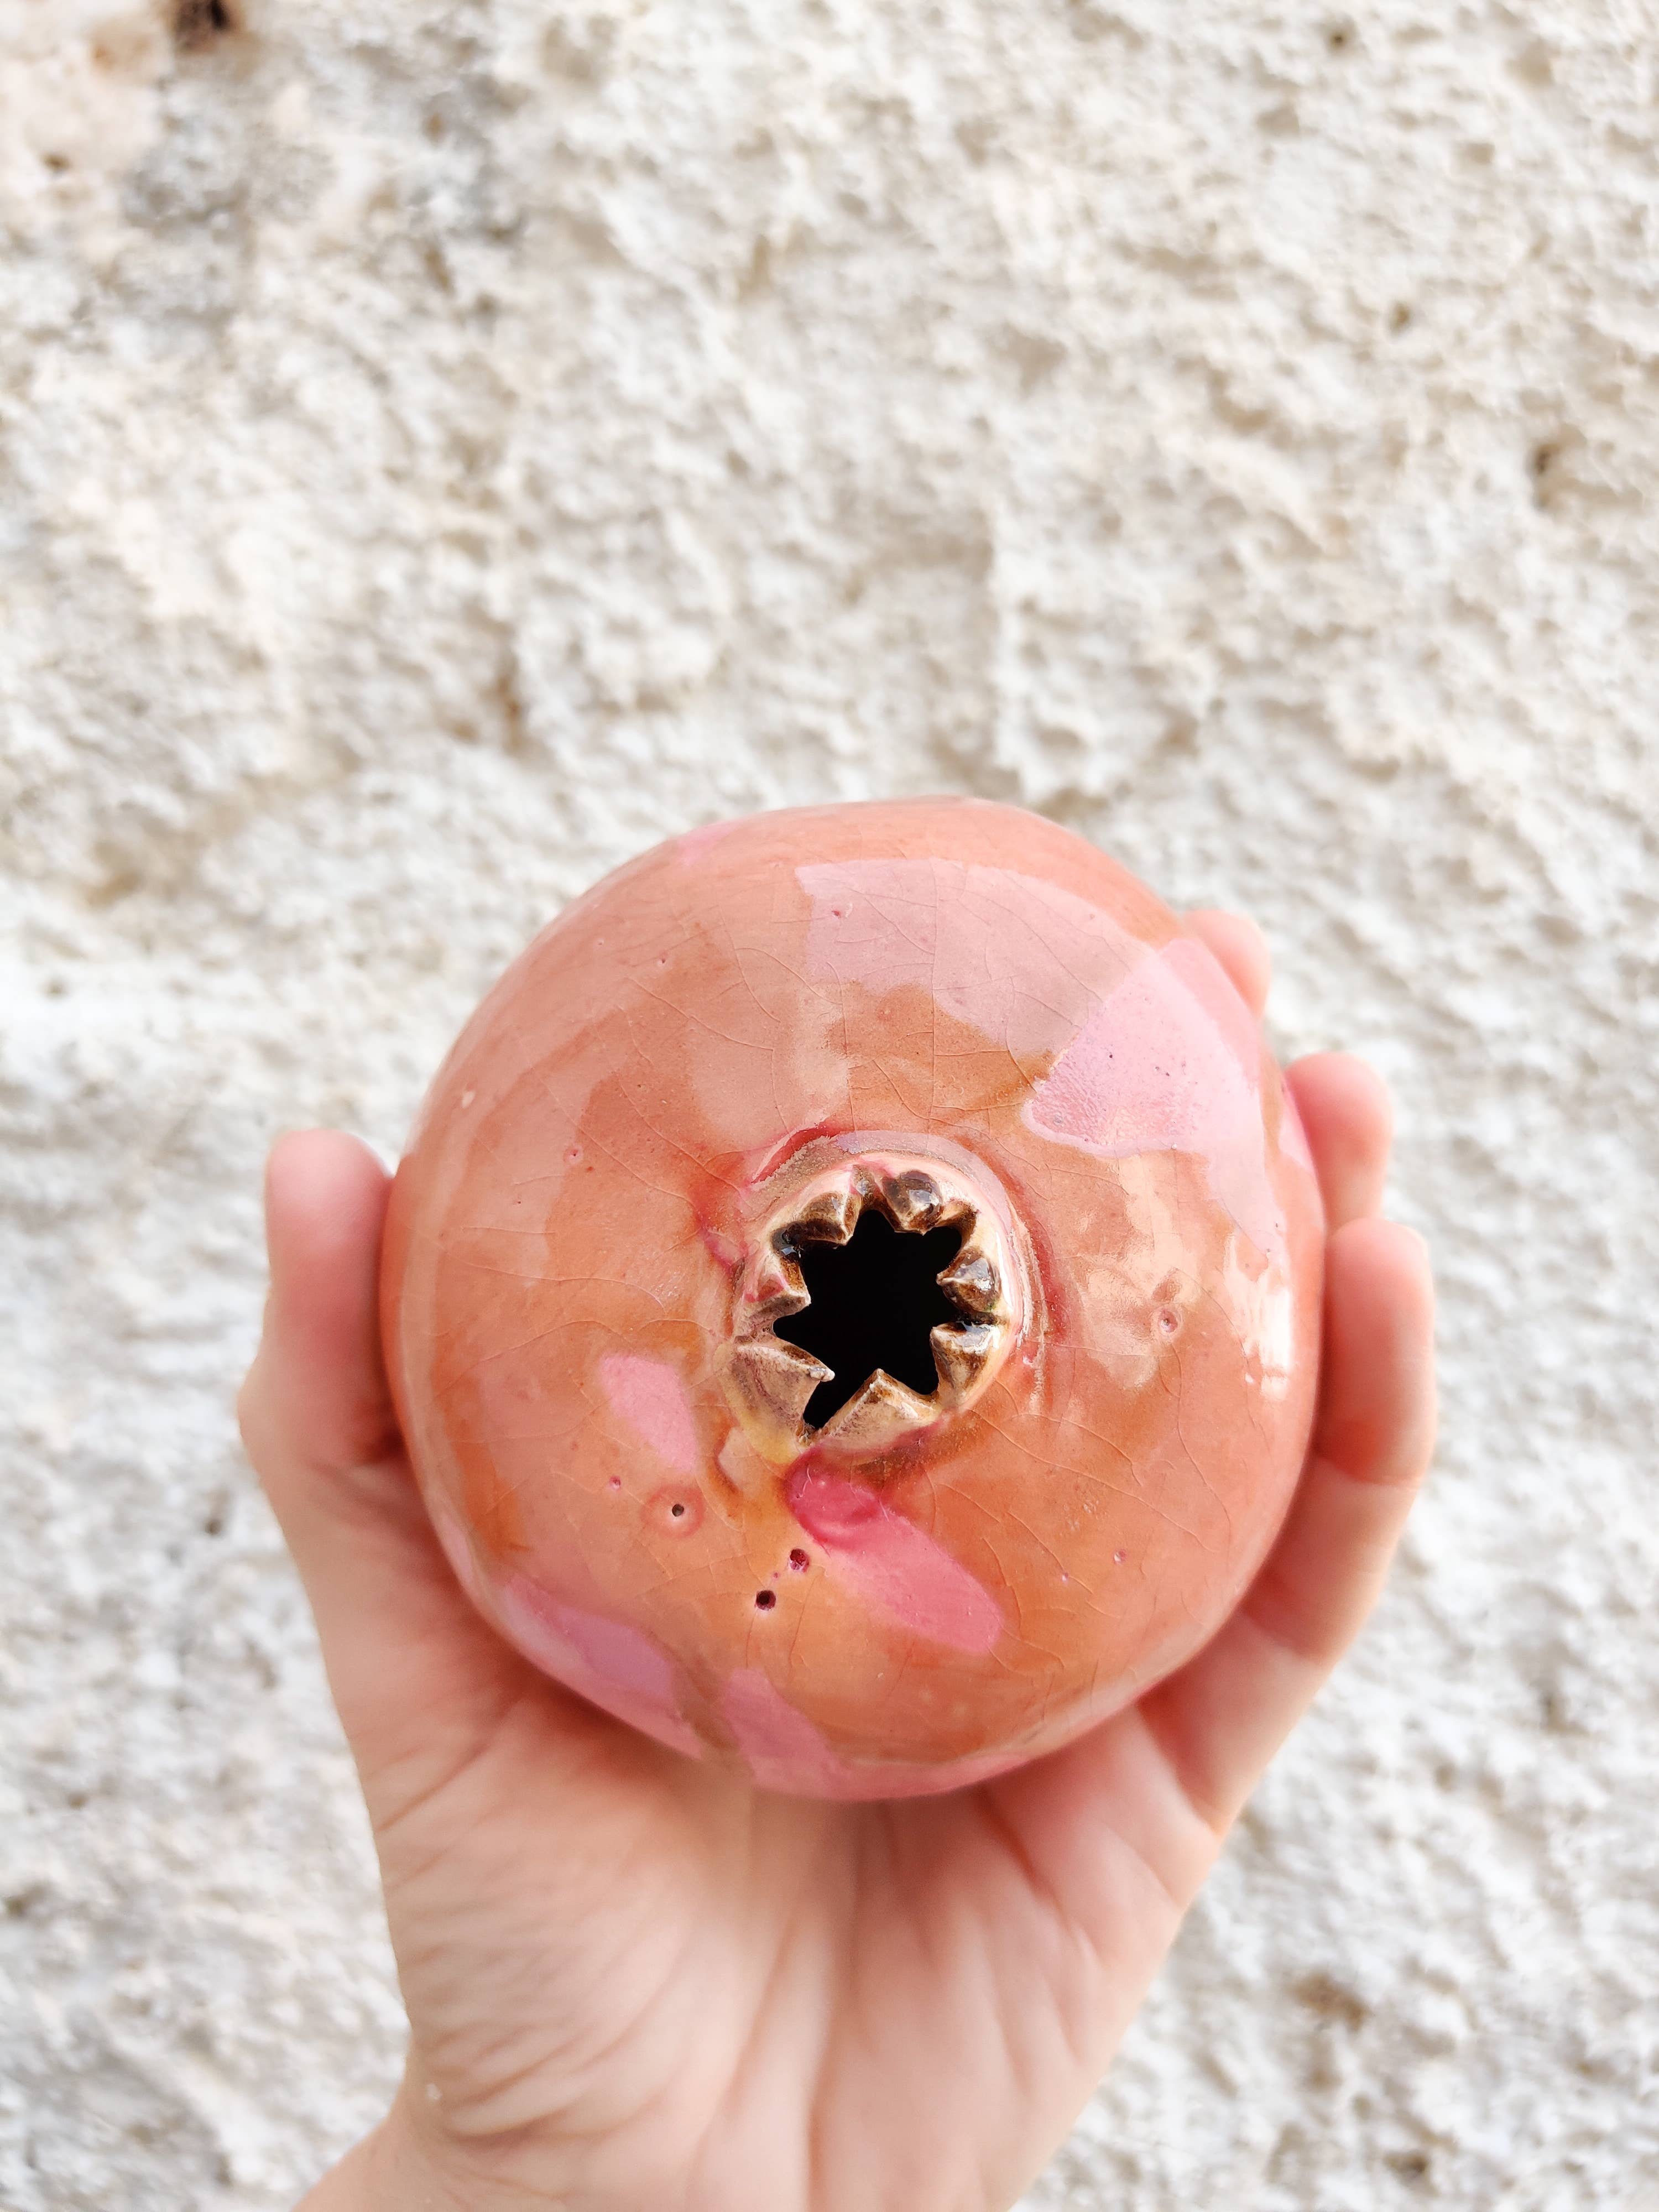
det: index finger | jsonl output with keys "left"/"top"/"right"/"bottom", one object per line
{"left": 1183, "top": 908, "right": 1271, "bottom": 1019}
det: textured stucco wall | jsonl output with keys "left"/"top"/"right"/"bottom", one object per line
{"left": 2, "top": 2, "right": 1656, "bottom": 2206}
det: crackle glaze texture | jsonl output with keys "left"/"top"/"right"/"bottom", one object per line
{"left": 5, "top": 0, "right": 1658, "bottom": 2205}
{"left": 383, "top": 802, "right": 1321, "bottom": 1793}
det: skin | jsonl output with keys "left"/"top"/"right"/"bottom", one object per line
{"left": 238, "top": 910, "right": 1436, "bottom": 2212}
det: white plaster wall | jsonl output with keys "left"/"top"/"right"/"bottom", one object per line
{"left": 2, "top": 2, "right": 1655, "bottom": 2204}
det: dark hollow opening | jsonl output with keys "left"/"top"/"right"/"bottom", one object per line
{"left": 174, "top": 0, "right": 238, "bottom": 47}
{"left": 774, "top": 1212, "right": 963, "bottom": 1429}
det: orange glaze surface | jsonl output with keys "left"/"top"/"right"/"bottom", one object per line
{"left": 381, "top": 799, "right": 1323, "bottom": 1798}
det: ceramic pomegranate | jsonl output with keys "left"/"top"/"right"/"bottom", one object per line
{"left": 382, "top": 799, "right": 1322, "bottom": 1798}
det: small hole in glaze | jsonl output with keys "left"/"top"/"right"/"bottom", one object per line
{"left": 788, "top": 1547, "right": 810, "bottom": 1571}
{"left": 608, "top": 1477, "right": 622, "bottom": 1491}
{"left": 566, "top": 1146, "right": 582, "bottom": 1164}
{"left": 754, "top": 1588, "right": 777, "bottom": 1610}
{"left": 1156, "top": 1306, "right": 1180, "bottom": 1336}
{"left": 648, "top": 1486, "right": 703, "bottom": 1533}
{"left": 1113, "top": 1548, "right": 1128, "bottom": 1565}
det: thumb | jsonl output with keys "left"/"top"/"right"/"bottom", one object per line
{"left": 238, "top": 1130, "right": 523, "bottom": 1799}
{"left": 242, "top": 1129, "right": 400, "bottom": 1488}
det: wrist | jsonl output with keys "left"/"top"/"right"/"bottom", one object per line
{"left": 300, "top": 2068, "right": 687, "bottom": 2212}
{"left": 297, "top": 2100, "right": 474, "bottom": 2212}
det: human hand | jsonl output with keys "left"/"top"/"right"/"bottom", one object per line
{"left": 238, "top": 911, "right": 1436, "bottom": 2212}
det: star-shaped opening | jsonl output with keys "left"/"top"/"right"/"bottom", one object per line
{"left": 773, "top": 1211, "right": 964, "bottom": 1430}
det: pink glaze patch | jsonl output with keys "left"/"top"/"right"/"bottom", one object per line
{"left": 722, "top": 1668, "right": 1032, "bottom": 1799}
{"left": 721, "top": 1668, "right": 865, "bottom": 1797}
{"left": 498, "top": 1577, "right": 704, "bottom": 1759}
{"left": 1025, "top": 937, "right": 1286, "bottom": 1260}
{"left": 786, "top": 1467, "right": 1004, "bottom": 1654}
{"left": 599, "top": 1352, "right": 700, "bottom": 1475}
{"left": 796, "top": 857, "right": 1140, "bottom": 1060}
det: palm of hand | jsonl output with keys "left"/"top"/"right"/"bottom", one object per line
{"left": 239, "top": 917, "right": 1434, "bottom": 2212}
{"left": 347, "top": 1610, "right": 1202, "bottom": 2212}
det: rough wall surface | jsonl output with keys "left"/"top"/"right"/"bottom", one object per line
{"left": 1, "top": 2, "right": 1655, "bottom": 2205}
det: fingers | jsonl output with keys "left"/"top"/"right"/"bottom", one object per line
{"left": 1183, "top": 909, "right": 1271, "bottom": 1019}
{"left": 246, "top": 1131, "right": 401, "bottom": 1480}
{"left": 1136, "top": 1215, "right": 1436, "bottom": 1833}
{"left": 1178, "top": 923, "right": 1393, "bottom": 1232}
{"left": 1285, "top": 1053, "right": 1392, "bottom": 1230}
{"left": 1178, "top": 917, "right": 1392, "bottom": 1233}
{"left": 238, "top": 1132, "right": 523, "bottom": 1787}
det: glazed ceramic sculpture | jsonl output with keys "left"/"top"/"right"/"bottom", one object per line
{"left": 382, "top": 799, "right": 1323, "bottom": 1798}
